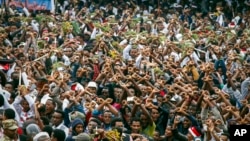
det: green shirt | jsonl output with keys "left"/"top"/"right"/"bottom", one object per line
{"left": 141, "top": 122, "right": 156, "bottom": 137}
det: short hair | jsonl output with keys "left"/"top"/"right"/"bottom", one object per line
{"left": 52, "top": 129, "right": 66, "bottom": 141}
{"left": 54, "top": 110, "right": 65, "bottom": 119}
{"left": 130, "top": 117, "right": 141, "bottom": 125}
{"left": 0, "top": 95, "right": 4, "bottom": 107}
{"left": 42, "top": 125, "right": 53, "bottom": 137}
{"left": 46, "top": 99, "right": 56, "bottom": 106}
{"left": 89, "top": 118, "right": 102, "bottom": 126}
{"left": 4, "top": 108, "right": 15, "bottom": 119}
{"left": 10, "top": 93, "right": 17, "bottom": 100}
{"left": 111, "top": 117, "right": 123, "bottom": 127}
{"left": 40, "top": 116, "right": 50, "bottom": 125}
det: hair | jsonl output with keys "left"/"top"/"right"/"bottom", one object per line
{"left": 46, "top": 99, "right": 56, "bottom": 107}
{"left": 4, "top": 108, "right": 15, "bottom": 119}
{"left": 130, "top": 117, "right": 141, "bottom": 125}
{"left": 40, "top": 116, "right": 50, "bottom": 125}
{"left": 0, "top": 95, "right": 4, "bottom": 107}
{"left": 52, "top": 129, "right": 66, "bottom": 141}
{"left": 10, "top": 93, "right": 17, "bottom": 100}
{"left": 89, "top": 118, "right": 102, "bottom": 126}
{"left": 5, "top": 82, "right": 13, "bottom": 87}
{"left": 54, "top": 110, "right": 65, "bottom": 119}
{"left": 111, "top": 117, "right": 123, "bottom": 127}
{"left": 42, "top": 125, "right": 53, "bottom": 137}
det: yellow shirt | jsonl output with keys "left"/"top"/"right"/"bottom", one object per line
{"left": 141, "top": 122, "right": 156, "bottom": 137}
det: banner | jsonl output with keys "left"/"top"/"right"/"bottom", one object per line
{"left": 2, "top": 0, "right": 54, "bottom": 11}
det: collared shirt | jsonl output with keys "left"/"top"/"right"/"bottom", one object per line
{"left": 52, "top": 122, "right": 69, "bottom": 137}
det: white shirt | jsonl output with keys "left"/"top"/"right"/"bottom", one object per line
{"left": 53, "top": 122, "right": 69, "bottom": 137}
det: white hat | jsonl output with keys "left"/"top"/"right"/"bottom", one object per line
{"left": 17, "top": 42, "right": 26, "bottom": 48}
{"left": 175, "top": 34, "right": 183, "bottom": 41}
{"left": 87, "top": 81, "right": 97, "bottom": 89}
{"left": 33, "top": 132, "right": 50, "bottom": 141}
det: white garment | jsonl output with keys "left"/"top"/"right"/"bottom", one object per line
{"left": 53, "top": 122, "right": 69, "bottom": 137}
{"left": 51, "top": 54, "right": 71, "bottom": 66}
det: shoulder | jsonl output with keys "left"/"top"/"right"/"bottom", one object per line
{"left": 59, "top": 124, "right": 69, "bottom": 130}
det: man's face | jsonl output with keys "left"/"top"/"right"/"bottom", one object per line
{"left": 183, "top": 117, "right": 191, "bottom": 128}
{"left": 45, "top": 100, "right": 55, "bottom": 114}
{"left": 115, "top": 121, "right": 124, "bottom": 128}
{"left": 114, "top": 88, "right": 123, "bottom": 100}
{"left": 130, "top": 49, "right": 138, "bottom": 58}
{"left": 87, "top": 121, "right": 98, "bottom": 133}
{"left": 5, "top": 128, "right": 17, "bottom": 139}
{"left": 131, "top": 121, "right": 141, "bottom": 133}
{"left": 75, "top": 124, "right": 84, "bottom": 134}
{"left": 103, "top": 112, "right": 112, "bottom": 124}
{"left": 169, "top": 110, "right": 175, "bottom": 118}
{"left": 14, "top": 66, "right": 21, "bottom": 73}
{"left": 63, "top": 48, "right": 73, "bottom": 57}
{"left": 52, "top": 112, "right": 63, "bottom": 126}
{"left": 4, "top": 84, "right": 13, "bottom": 93}
{"left": 102, "top": 89, "right": 109, "bottom": 98}
{"left": 88, "top": 87, "right": 97, "bottom": 94}
{"left": 128, "top": 88, "right": 135, "bottom": 97}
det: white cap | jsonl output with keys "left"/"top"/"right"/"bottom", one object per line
{"left": 175, "top": 34, "right": 183, "bottom": 41}
{"left": 33, "top": 132, "right": 50, "bottom": 141}
{"left": 87, "top": 81, "right": 97, "bottom": 89}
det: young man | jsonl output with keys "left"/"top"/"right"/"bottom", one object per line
{"left": 52, "top": 110, "right": 69, "bottom": 137}
{"left": 111, "top": 117, "right": 132, "bottom": 141}
{"left": 129, "top": 117, "right": 151, "bottom": 140}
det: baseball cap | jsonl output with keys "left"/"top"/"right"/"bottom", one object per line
{"left": 87, "top": 81, "right": 97, "bottom": 89}
{"left": 72, "top": 133, "right": 91, "bottom": 141}
{"left": 2, "top": 119, "right": 18, "bottom": 130}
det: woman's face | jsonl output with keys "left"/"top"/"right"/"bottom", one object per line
{"left": 165, "top": 126, "right": 173, "bottom": 137}
{"left": 151, "top": 108, "right": 160, "bottom": 122}
{"left": 21, "top": 100, "right": 30, "bottom": 112}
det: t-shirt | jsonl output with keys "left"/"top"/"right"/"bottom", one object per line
{"left": 141, "top": 122, "right": 156, "bottom": 137}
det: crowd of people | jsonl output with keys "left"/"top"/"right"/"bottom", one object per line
{"left": 0, "top": 0, "right": 250, "bottom": 140}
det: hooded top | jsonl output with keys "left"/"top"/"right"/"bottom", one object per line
{"left": 65, "top": 118, "right": 84, "bottom": 141}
